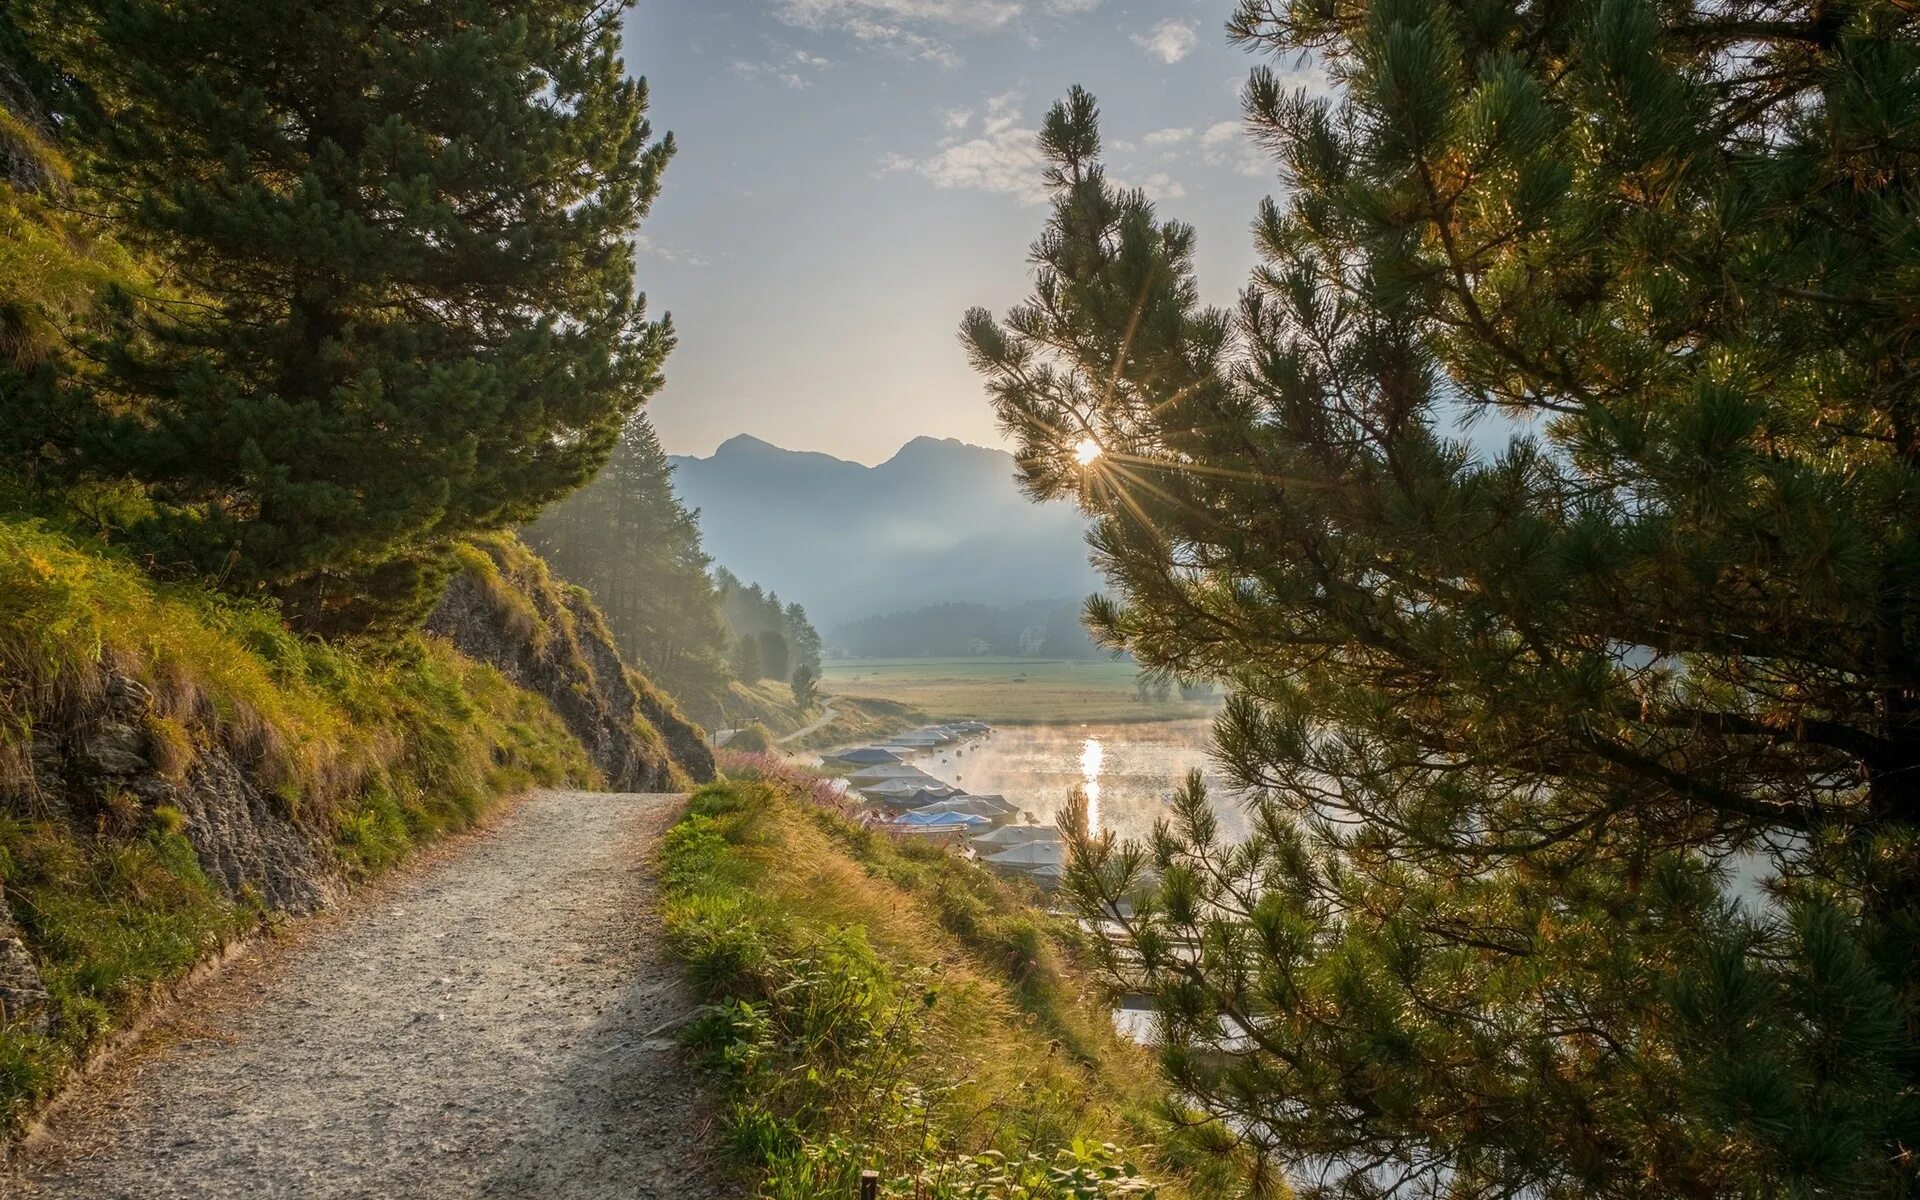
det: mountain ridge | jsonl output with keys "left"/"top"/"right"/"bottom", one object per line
{"left": 669, "top": 435, "right": 1102, "bottom": 629}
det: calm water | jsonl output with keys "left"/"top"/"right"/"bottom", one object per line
{"left": 912, "top": 719, "right": 1250, "bottom": 843}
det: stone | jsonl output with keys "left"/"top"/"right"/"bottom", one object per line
{"left": 0, "top": 900, "right": 50, "bottom": 1036}
{"left": 425, "top": 566, "right": 714, "bottom": 790}
{"left": 24, "top": 734, "right": 70, "bottom": 814}
{"left": 82, "top": 721, "right": 149, "bottom": 775}
{"left": 171, "top": 751, "right": 342, "bottom": 916}
{"left": 104, "top": 673, "right": 155, "bottom": 718}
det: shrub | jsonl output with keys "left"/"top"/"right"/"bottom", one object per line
{"left": 726, "top": 723, "right": 775, "bottom": 755}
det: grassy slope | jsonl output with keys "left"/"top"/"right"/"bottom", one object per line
{"left": 818, "top": 659, "right": 1221, "bottom": 725}
{"left": 790, "top": 693, "right": 923, "bottom": 752}
{"left": 723, "top": 679, "right": 816, "bottom": 736}
{"left": 723, "top": 680, "right": 920, "bottom": 749}
{"left": 0, "top": 517, "right": 592, "bottom": 1129}
{"left": 724, "top": 676, "right": 923, "bottom": 750}
{"left": 661, "top": 769, "right": 1245, "bottom": 1199}
{"left": 448, "top": 533, "right": 708, "bottom": 790}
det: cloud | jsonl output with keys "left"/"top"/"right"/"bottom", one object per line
{"left": 981, "top": 89, "right": 1024, "bottom": 134}
{"left": 1201, "top": 121, "right": 1242, "bottom": 148}
{"left": 888, "top": 92, "right": 1200, "bottom": 209}
{"left": 1270, "top": 56, "right": 1341, "bottom": 101}
{"left": 730, "top": 45, "right": 837, "bottom": 88}
{"left": 769, "top": 0, "right": 1103, "bottom": 64}
{"left": 1201, "top": 120, "right": 1268, "bottom": 178}
{"left": 636, "top": 235, "right": 709, "bottom": 268}
{"left": 776, "top": 0, "right": 1021, "bottom": 32}
{"left": 773, "top": 0, "right": 1022, "bottom": 64}
{"left": 1132, "top": 20, "right": 1198, "bottom": 64}
{"left": 1114, "top": 171, "right": 1188, "bottom": 202}
{"left": 884, "top": 91, "right": 1049, "bottom": 206}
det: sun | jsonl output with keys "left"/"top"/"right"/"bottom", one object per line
{"left": 1074, "top": 438, "right": 1103, "bottom": 466}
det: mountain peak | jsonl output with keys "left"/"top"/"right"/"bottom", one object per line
{"left": 691, "top": 434, "right": 1009, "bottom": 472}
{"left": 669, "top": 433, "right": 1098, "bottom": 626}
{"left": 712, "top": 433, "right": 783, "bottom": 456}
{"left": 880, "top": 436, "right": 1005, "bottom": 468}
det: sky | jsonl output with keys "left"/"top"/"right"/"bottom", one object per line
{"left": 620, "top": 1, "right": 1322, "bottom": 465}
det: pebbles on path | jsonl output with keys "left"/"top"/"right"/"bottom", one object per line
{"left": 5, "top": 790, "right": 726, "bottom": 1200}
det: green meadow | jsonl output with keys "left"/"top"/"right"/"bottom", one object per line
{"left": 820, "top": 657, "right": 1219, "bottom": 724}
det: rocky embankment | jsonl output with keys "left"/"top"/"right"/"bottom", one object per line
{"left": 0, "top": 533, "right": 713, "bottom": 1077}
{"left": 427, "top": 537, "right": 714, "bottom": 792}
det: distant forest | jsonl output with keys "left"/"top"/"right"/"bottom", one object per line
{"left": 714, "top": 569, "right": 822, "bottom": 686}
{"left": 523, "top": 421, "right": 821, "bottom": 723}
{"left": 827, "top": 599, "right": 1104, "bottom": 660}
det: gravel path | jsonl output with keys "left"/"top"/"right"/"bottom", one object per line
{"left": 777, "top": 703, "right": 839, "bottom": 745}
{"left": 4, "top": 790, "right": 725, "bottom": 1200}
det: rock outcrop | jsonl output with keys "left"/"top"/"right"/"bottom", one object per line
{"left": 18, "top": 667, "right": 343, "bottom": 918}
{"left": 426, "top": 538, "right": 715, "bottom": 791}
{"left": 0, "top": 899, "right": 48, "bottom": 1036}
{"left": 0, "top": 528, "right": 710, "bottom": 1080}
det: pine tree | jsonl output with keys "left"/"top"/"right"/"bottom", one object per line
{"left": 0, "top": 15, "right": 157, "bottom": 496}
{"left": 716, "top": 570, "right": 823, "bottom": 684}
{"left": 757, "top": 629, "right": 790, "bottom": 683}
{"left": 791, "top": 664, "right": 820, "bottom": 708}
{"left": 13, "top": 0, "right": 673, "bottom": 633}
{"left": 732, "top": 634, "right": 762, "bottom": 685}
{"left": 785, "top": 601, "right": 823, "bottom": 674}
{"left": 965, "top": 1, "right": 1920, "bottom": 1193}
{"left": 524, "top": 415, "right": 732, "bottom": 718}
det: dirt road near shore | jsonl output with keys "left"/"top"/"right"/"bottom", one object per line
{"left": 5, "top": 790, "right": 724, "bottom": 1200}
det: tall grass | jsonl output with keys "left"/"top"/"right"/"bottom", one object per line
{"left": 660, "top": 777, "right": 1247, "bottom": 1199}
{"left": 714, "top": 750, "right": 849, "bottom": 812}
{"left": 0, "top": 517, "right": 593, "bottom": 1130}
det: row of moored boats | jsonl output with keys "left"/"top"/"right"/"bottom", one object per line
{"left": 819, "top": 723, "right": 1068, "bottom": 887}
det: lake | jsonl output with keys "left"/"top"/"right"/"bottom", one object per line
{"left": 908, "top": 717, "right": 1250, "bottom": 844}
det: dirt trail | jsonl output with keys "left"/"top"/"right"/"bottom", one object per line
{"left": 777, "top": 703, "right": 839, "bottom": 745}
{"left": 4, "top": 790, "right": 725, "bottom": 1200}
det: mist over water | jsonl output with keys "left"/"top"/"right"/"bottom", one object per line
{"left": 914, "top": 719, "right": 1250, "bottom": 843}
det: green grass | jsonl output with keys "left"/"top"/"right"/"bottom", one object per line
{"left": 727, "top": 723, "right": 777, "bottom": 754}
{"left": 0, "top": 516, "right": 593, "bottom": 1130}
{"left": 722, "top": 679, "right": 820, "bottom": 737}
{"left": 790, "top": 694, "right": 924, "bottom": 752}
{"left": 818, "top": 659, "right": 1220, "bottom": 724}
{"left": 660, "top": 772, "right": 1247, "bottom": 1198}
{"left": 722, "top": 678, "right": 925, "bottom": 750}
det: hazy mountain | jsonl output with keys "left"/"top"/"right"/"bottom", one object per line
{"left": 668, "top": 435, "right": 1102, "bottom": 629}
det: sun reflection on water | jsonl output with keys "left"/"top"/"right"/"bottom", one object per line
{"left": 1079, "top": 737, "right": 1104, "bottom": 831}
